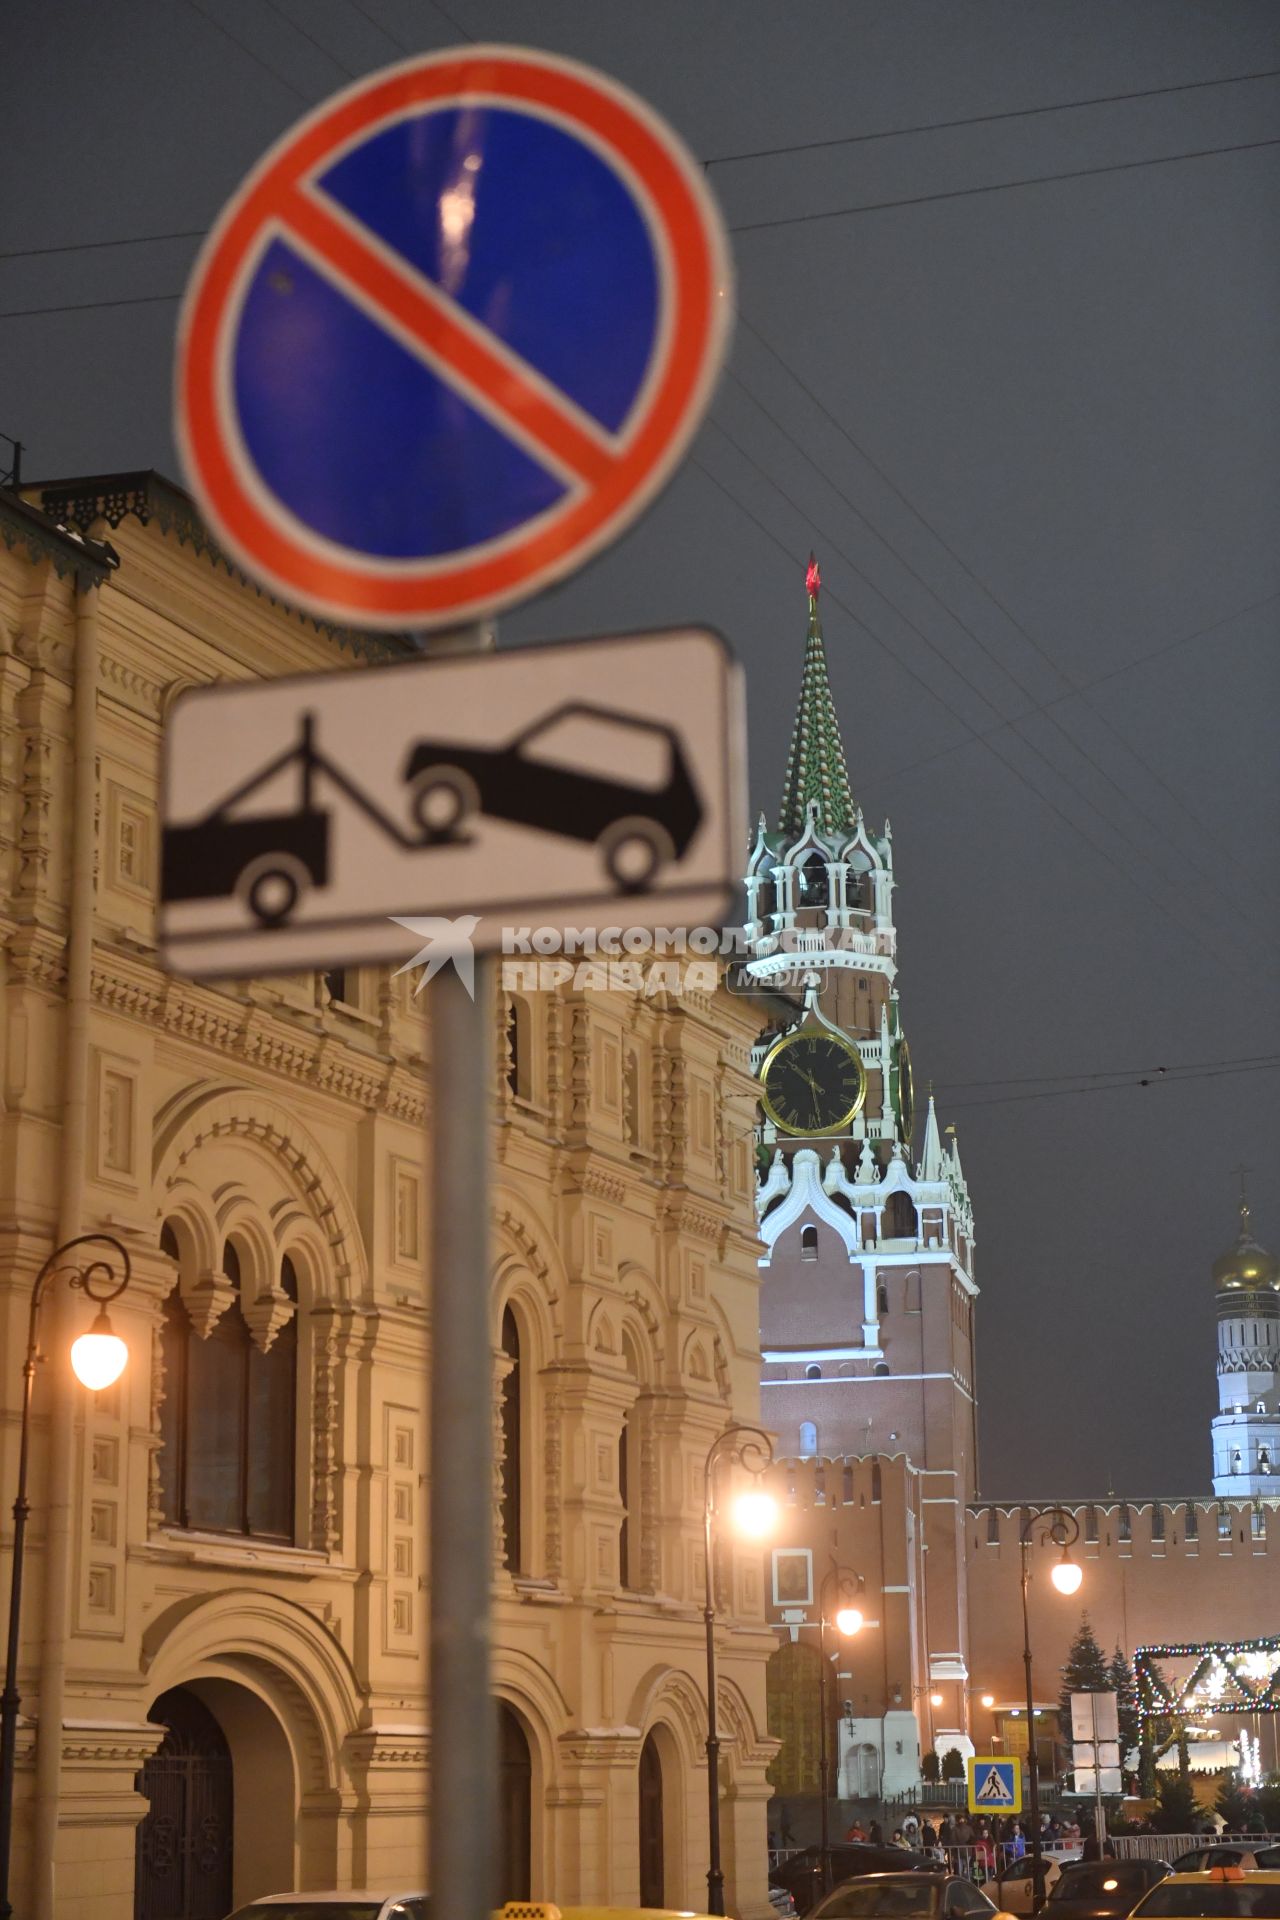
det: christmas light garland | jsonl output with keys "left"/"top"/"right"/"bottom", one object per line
{"left": 1134, "top": 1637, "right": 1280, "bottom": 1720}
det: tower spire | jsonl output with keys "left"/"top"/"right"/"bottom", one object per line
{"left": 776, "top": 553, "right": 856, "bottom": 839}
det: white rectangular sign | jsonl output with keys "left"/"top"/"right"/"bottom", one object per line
{"left": 1072, "top": 1767, "right": 1124, "bottom": 1796}
{"left": 160, "top": 628, "right": 745, "bottom": 977}
{"left": 1070, "top": 1692, "right": 1119, "bottom": 1742}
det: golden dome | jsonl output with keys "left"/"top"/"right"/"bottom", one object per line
{"left": 1213, "top": 1203, "right": 1280, "bottom": 1292}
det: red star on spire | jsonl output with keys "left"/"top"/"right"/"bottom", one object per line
{"left": 805, "top": 552, "right": 821, "bottom": 600}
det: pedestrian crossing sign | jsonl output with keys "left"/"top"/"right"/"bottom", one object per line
{"left": 967, "top": 1755, "right": 1021, "bottom": 1813}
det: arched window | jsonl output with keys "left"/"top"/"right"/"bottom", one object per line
{"left": 500, "top": 1306, "right": 523, "bottom": 1573}
{"left": 159, "top": 1232, "right": 297, "bottom": 1542}
{"left": 805, "top": 1364, "right": 821, "bottom": 1381}
{"left": 757, "top": 872, "right": 777, "bottom": 923}
{"left": 507, "top": 996, "right": 532, "bottom": 1102}
{"left": 799, "top": 1421, "right": 818, "bottom": 1457}
{"left": 800, "top": 1224, "right": 818, "bottom": 1262}
{"left": 638, "top": 1731, "right": 665, "bottom": 1907}
{"left": 877, "top": 1282, "right": 889, "bottom": 1314}
{"left": 496, "top": 1704, "right": 532, "bottom": 1903}
{"left": 884, "top": 1192, "right": 917, "bottom": 1239}
{"left": 798, "top": 853, "right": 827, "bottom": 908}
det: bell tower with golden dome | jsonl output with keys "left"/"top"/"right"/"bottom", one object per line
{"left": 1210, "top": 1180, "right": 1280, "bottom": 1495}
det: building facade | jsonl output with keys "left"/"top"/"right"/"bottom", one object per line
{"left": 746, "top": 563, "right": 1279, "bottom": 1811}
{"left": 0, "top": 475, "right": 775, "bottom": 1920}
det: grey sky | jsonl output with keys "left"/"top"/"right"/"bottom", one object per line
{"left": 4, "top": 0, "right": 1278, "bottom": 1495}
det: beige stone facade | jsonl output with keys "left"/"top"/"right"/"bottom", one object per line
{"left": 0, "top": 477, "right": 775, "bottom": 1918}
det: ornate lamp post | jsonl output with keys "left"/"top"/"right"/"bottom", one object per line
{"left": 816, "top": 1565, "right": 864, "bottom": 1892}
{"left": 0, "top": 1234, "right": 131, "bottom": 1920}
{"left": 1019, "top": 1506, "right": 1082, "bottom": 1915}
{"left": 703, "top": 1424, "right": 777, "bottom": 1916}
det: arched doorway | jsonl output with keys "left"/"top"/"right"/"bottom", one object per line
{"left": 638, "top": 1731, "right": 664, "bottom": 1907}
{"left": 135, "top": 1687, "right": 233, "bottom": 1920}
{"left": 496, "top": 1702, "right": 532, "bottom": 1903}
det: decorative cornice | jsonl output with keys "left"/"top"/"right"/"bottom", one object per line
{"left": 1, "top": 491, "right": 116, "bottom": 593}
{"left": 36, "top": 472, "right": 410, "bottom": 661}
{"left": 2, "top": 936, "right": 426, "bottom": 1125}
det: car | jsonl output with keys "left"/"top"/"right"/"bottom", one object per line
{"left": 1130, "top": 1867, "right": 1280, "bottom": 1918}
{"left": 401, "top": 703, "right": 702, "bottom": 890}
{"left": 992, "top": 1854, "right": 1072, "bottom": 1916}
{"left": 771, "top": 1890, "right": 801, "bottom": 1919}
{"left": 223, "top": 1897, "right": 428, "bottom": 1920}
{"left": 771, "top": 1845, "right": 945, "bottom": 1915}
{"left": 1172, "top": 1850, "right": 1280, "bottom": 1876}
{"left": 807, "top": 1868, "right": 1018, "bottom": 1920}
{"left": 1044, "top": 1858, "right": 1172, "bottom": 1920}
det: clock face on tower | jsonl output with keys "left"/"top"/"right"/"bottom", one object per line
{"left": 759, "top": 1028, "right": 867, "bottom": 1137}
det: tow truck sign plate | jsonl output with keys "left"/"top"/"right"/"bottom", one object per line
{"left": 159, "top": 629, "right": 744, "bottom": 977}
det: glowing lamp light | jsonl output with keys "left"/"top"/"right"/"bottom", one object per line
{"left": 1103, "top": 1881, "right": 1118, "bottom": 1894}
{"left": 1051, "top": 1553, "right": 1083, "bottom": 1595}
{"left": 835, "top": 1606, "right": 864, "bottom": 1637}
{"left": 70, "top": 1312, "right": 128, "bottom": 1391}
{"left": 731, "top": 1488, "right": 778, "bottom": 1540}
{"left": 930, "top": 1691, "right": 944, "bottom": 1707}
{"left": 981, "top": 1693, "right": 995, "bottom": 1709}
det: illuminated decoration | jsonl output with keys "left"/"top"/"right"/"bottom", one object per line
{"left": 1238, "top": 1728, "right": 1262, "bottom": 1786}
{"left": 806, "top": 553, "right": 821, "bottom": 601}
{"left": 1135, "top": 1636, "right": 1280, "bottom": 1721}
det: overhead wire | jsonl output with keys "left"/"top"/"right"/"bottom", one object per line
{"left": 941, "top": 1049, "right": 1280, "bottom": 1092}
{"left": 703, "top": 412, "right": 1272, "bottom": 958}
{"left": 692, "top": 446, "right": 1272, "bottom": 995}
{"left": 706, "top": 66, "right": 1280, "bottom": 167}
{"left": 180, "top": 0, "right": 314, "bottom": 105}
{"left": 728, "top": 135, "right": 1280, "bottom": 233}
{"left": 947, "top": 1057, "right": 1280, "bottom": 1112}
{"left": 869, "top": 590, "right": 1280, "bottom": 795}
{"left": 735, "top": 312, "right": 1277, "bottom": 895}
{"left": 260, "top": 0, "right": 359, "bottom": 78}
{"left": 715, "top": 373, "right": 1272, "bottom": 933}
{"left": 0, "top": 231, "right": 205, "bottom": 264}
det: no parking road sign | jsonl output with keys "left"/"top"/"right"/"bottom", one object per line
{"left": 177, "top": 46, "right": 732, "bottom": 630}
{"left": 967, "top": 1755, "right": 1022, "bottom": 1814}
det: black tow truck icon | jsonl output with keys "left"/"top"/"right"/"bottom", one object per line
{"left": 162, "top": 705, "right": 702, "bottom": 926}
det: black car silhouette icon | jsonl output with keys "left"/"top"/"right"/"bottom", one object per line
{"left": 162, "top": 805, "right": 330, "bottom": 926}
{"left": 401, "top": 703, "right": 702, "bottom": 890}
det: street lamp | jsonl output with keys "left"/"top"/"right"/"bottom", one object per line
{"left": 815, "top": 1565, "right": 864, "bottom": 1892}
{"left": 703, "top": 1424, "right": 777, "bottom": 1917}
{"left": 1019, "top": 1506, "right": 1082, "bottom": 1916}
{"left": 0, "top": 1234, "right": 131, "bottom": 1920}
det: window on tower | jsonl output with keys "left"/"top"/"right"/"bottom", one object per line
{"left": 800, "top": 1224, "right": 818, "bottom": 1261}
{"left": 884, "top": 1192, "right": 917, "bottom": 1239}
{"left": 798, "top": 853, "right": 827, "bottom": 908}
{"left": 799, "top": 1421, "right": 818, "bottom": 1456}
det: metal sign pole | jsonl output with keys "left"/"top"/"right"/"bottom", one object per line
{"left": 1091, "top": 1698, "right": 1106, "bottom": 1858}
{"left": 428, "top": 952, "right": 494, "bottom": 1915}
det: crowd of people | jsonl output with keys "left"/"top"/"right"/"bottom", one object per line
{"left": 837, "top": 1811, "right": 1107, "bottom": 1876}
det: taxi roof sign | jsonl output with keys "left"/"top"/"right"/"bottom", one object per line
{"left": 176, "top": 45, "right": 733, "bottom": 630}
{"left": 967, "top": 1755, "right": 1022, "bottom": 1814}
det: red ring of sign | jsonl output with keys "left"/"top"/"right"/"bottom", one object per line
{"left": 176, "top": 46, "right": 732, "bottom": 629}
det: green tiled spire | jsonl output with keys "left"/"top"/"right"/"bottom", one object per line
{"left": 776, "top": 554, "right": 856, "bottom": 838}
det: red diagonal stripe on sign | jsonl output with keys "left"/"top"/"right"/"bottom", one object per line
{"left": 277, "top": 183, "right": 620, "bottom": 492}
